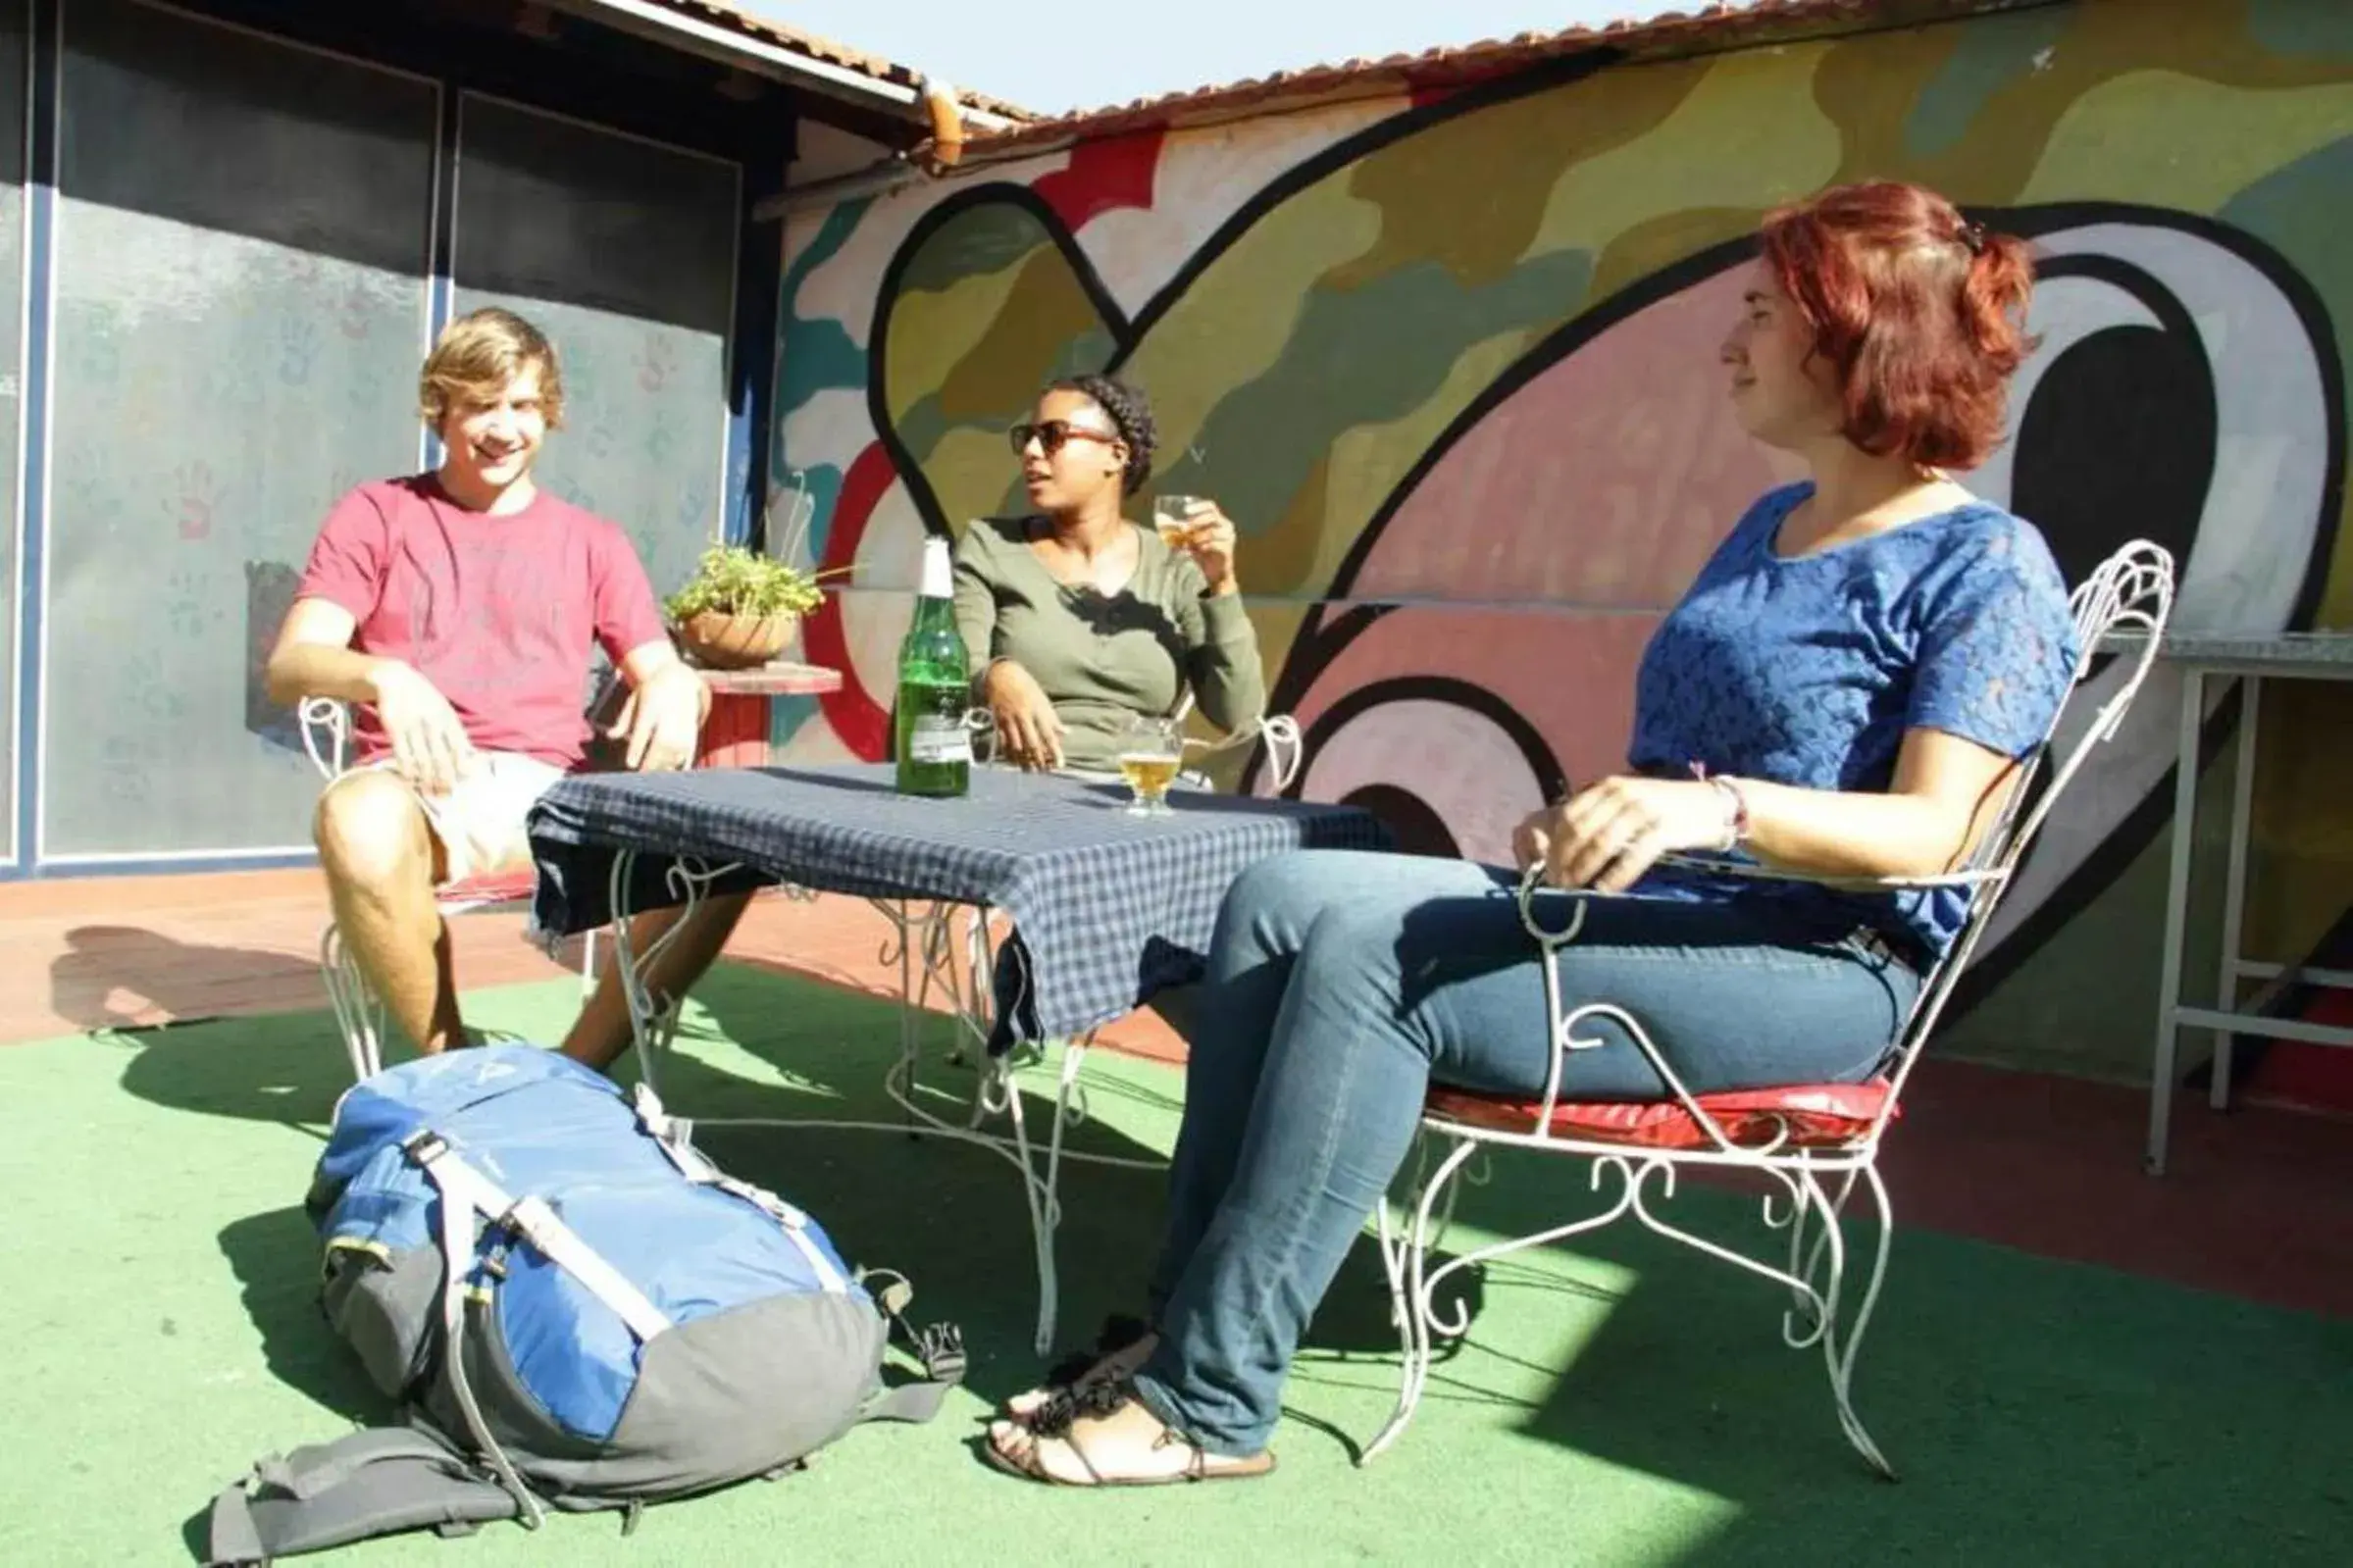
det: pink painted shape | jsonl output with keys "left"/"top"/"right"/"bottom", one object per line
{"left": 1281, "top": 606, "right": 1659, "bottom": 798}
{"left": 1349, "top": 266, "right": 1788, "bottom": 608}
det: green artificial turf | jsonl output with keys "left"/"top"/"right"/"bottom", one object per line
{"left": 4, "top": 962, "right": 2346, "bottom": 1565}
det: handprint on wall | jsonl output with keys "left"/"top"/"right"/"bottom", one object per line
{"left": 635, "top": 331, "right": 678, "bottom": 394}
{"left": 277, "top": 313, "right": 319, "bottom": 386}
{"left": 171, "top": 459, "right": 222, "bottom": 543}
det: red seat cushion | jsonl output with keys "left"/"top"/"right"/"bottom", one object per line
{"left": 435, "top": 869, "right": 538, "bottom": 910}
{"left": 1424, "top": 1079, "right": 1893, "bottom": 1151}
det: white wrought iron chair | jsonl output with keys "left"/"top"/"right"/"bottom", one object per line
{"left": 300, "top": 697, "right": 595, "bottom": 1083}
{"left": 1364, "top": 538, "right": 2175, "bottom": 1476}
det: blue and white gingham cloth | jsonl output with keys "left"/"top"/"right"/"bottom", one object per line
{"left": 526, "top": 763, "right": 1391, "bottom": 1049}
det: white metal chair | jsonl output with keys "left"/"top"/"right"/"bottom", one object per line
{"left": 300, "top": 697, "right": 595, "bottom": 1083}
{"left": 1364, "top": 538, "right": 2176, "bottom": 1476}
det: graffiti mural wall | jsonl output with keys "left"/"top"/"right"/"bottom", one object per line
{"left": 772, "top": 0, "right": 2353, "bottom": 1082}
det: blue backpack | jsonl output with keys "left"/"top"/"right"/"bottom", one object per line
{"left": 204, "top": 1046, "right": 961, "bottom": 1563}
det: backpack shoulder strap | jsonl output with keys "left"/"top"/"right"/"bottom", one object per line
{"left": 204, "top": 1428, "right": 519, "bottom": 1566}
{"left": 856, "top": 1269, "right": 966, "bottom": 1427}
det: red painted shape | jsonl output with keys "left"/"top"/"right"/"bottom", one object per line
{"left": 2241, "top": 987, "right": 2353, "bottom": 1117}
{"left": 690, "top": 664, "right": 844, "bottom": 769}
{"left": 695, "top": 691, "right": 774, "bottom": 770}
{"left": 1407, "top": 76, "right": 1462, "bottom": 110}
{"left": 804, "top": 441, "right": 897, "bottom": 760}
{"left": 1031, "top": 129, "right": 1166, "bottom": 229}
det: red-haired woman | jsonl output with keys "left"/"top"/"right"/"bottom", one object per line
{"left": 984, "top": 181, "right": 2081, "bottom": 1487}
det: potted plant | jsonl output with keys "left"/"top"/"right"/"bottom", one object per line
{"left": 664, "top": 544, "right": 842, "bottom": 670}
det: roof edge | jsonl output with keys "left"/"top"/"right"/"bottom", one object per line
{"left": 958, "top": 0, "right": 2050, "bottom": 159}
{"left": 558, "top": 0, "right": 1036, "bottom": 126}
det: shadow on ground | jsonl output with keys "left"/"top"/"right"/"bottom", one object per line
{"left": 109, "top": 961, "right": 2353, "bottom": 1566}
{"left": 1385, "top": 1140, "right": 2353, "bottom": 1564}
{"left": 153, "top": 962, "right": 1475, "bottom": 1434}
{"left": 217, "top": 1205, "right": 389, "bottom": 1428}
{"left": 51, "top": 925, "right": 329, "bottom": 1036}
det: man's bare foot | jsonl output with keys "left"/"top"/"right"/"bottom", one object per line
{"left": 984, "top": 1387, "right": 1273, "bottom": 1487}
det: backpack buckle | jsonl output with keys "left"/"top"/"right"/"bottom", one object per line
{"left": 916, "top": 1323, "right": 966, "bottom": 1384}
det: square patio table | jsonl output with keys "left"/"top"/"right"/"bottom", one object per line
{"left": 526, "top": 762, "right": 1390, "bottom": 1050}
{"left": 524, "top": 761, "right": 1390, "bottom": 1353}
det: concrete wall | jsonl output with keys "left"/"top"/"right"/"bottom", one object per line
{"left": 769, "top": 0, "right": 2353, "bottom": 1083}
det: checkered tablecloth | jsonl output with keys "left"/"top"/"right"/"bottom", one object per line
{"left": 526, "top": 763, "right": 1391, "bottom": 1048}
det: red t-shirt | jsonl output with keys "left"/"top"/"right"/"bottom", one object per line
{"left": 293, "top": 475, "right": 669, "bottom": 770}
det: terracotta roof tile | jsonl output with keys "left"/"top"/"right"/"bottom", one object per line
{"left": 620, "top": 0, "right": 1037, "bottom": 121}
{"left": 965, "top": 0, "right": 2031, "bottom": 154}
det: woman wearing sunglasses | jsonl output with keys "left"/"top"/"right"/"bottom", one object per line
{"left": 951, "top": 374, "right": 1265, "bottom": 775}
{"left": 982, "top": 182, "right": 2082, "bottom": 1487}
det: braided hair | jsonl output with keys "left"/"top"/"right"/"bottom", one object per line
{"left": 1048, "top": 374, "right": 1156, "bottom": 496}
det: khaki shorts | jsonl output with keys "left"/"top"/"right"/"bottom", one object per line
{"left": 347, "top": 751, "right": 567, "bottom": 885}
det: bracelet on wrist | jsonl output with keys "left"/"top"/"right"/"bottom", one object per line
{"left": 1705, "top": 776, "right": 1750, "bottom": 851}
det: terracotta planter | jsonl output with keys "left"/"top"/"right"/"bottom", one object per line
{"left": 675, "top": 609, "right": 799, "bottom": 670}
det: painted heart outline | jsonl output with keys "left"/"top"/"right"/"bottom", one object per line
{"left": 809, "top": 42, "right": 2346, "bottom": 1012}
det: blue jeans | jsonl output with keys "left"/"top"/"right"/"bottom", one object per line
{"left": 1128, "top": 849, "right": 1919, "bottom": 1456}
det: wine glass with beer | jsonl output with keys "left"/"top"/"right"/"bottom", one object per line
{"left": 1116, "top": 713, "right": 1186, "bottom": 817}
{"left": 1153, "top": 493, "right": 1202, "bottom": 549}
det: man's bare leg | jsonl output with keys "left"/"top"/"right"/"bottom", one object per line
{"left": 561, "top": 891, "right": 753, "bottom": 1072}
{"left": 315, "top": 772, "right": 464, "bottom": 1052}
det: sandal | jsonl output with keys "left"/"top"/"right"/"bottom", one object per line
{"left": 1003, "top": 1313, "right": 1156, "bottom": 1425}
{"left": 983, "top": 1379, "right": 1275, "bottom": 1488}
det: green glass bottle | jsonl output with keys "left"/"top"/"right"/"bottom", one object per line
{"left": 894, "top": 534, "right": 972, "bottom": 797}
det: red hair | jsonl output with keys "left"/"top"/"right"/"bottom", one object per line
{"left": 1758, "top": 180, "right": 2034, "bottom": 471}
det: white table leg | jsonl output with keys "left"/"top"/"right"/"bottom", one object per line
{"left": 2211, "top": 676, "right": 2261, "bottom": 1111}
{"left": 2148, "top": 669, "right": 2203, "bottom": 1175}
{"left": 606, "top": 851, "right": 736, "bottom": 1096}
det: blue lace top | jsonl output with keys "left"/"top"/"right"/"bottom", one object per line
{"left": 1627, "top": 481, "right": 2080, "bottom": 966}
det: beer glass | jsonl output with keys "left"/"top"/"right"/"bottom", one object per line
{"left": 1116, "top": 714, "right": 1186, "bottom": 817}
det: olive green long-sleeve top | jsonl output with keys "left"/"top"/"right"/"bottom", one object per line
{"left": 951, "top": 515, "right": 1267, "bottom": 773}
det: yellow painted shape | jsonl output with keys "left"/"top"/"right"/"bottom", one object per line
{"left": 883, "top": 254, "right": 1035, "bottom": 425}
{"left": 1336, "top": 66, "right": 1697, "bottom": 291}
{"left": 1522, "top": 44, "right": 1846, "bottom": 266}
{"left": 1587, "top": 205, "right": 1770, "bottom": 307}
{"left": 921, "top": 425, "right": 1022, "bottom": 538}
{"left": 935, "top": 247, "right": 1111, "bottom": 427}
{"left": 2019, "top": 71, "right": 2353, "bottom": 210}
{"left": 1129, "top": 177, "right": 1385, "bottom": 466}
{"left": 2247, "top": 683, "right": 2353, "bottom": 959}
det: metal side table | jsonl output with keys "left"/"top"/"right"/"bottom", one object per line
{"left": 2142, "top": 632, "right": 2353, "bottom": 1174}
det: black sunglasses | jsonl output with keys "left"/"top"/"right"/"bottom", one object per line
{"left": 1008, "top": 420, "right": 1121, "bottom": 457}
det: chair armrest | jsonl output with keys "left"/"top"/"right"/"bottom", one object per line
{"left": 1652, "top": 850, "right": 2006, "bottom": 894}
{"left": 298, "top": 695, "right": 351, "bottom": 782}
{"left": 1174, "top": 707, "right": 1304, "bottom": 792}
{"left": 1509, "top": 853, "right": 2007, "bottom": 958}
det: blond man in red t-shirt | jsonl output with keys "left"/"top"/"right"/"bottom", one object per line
{"left": 266, "top": 308, "right": 743, "bottom": 1068}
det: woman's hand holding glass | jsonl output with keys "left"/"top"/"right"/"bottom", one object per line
{"left": 1513, "top": 776, "right": 1738, "bottom": 894}
{"left": 1154, "top": 496, "right": 1241, "bottom": 593}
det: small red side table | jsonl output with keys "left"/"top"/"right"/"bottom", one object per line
{"left": 693, "top": 661, "right": 844, "bottom": 770}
